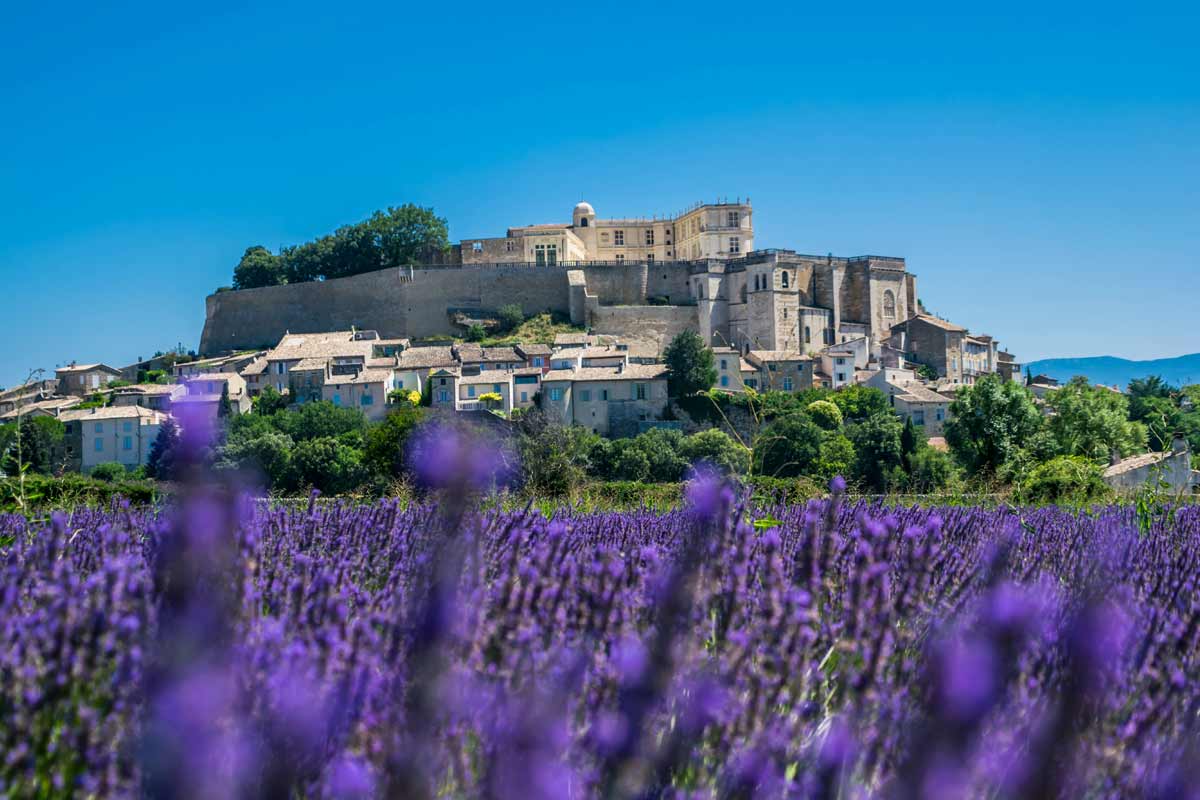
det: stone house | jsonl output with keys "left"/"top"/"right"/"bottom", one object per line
{"left": 428, "top": 368, "right": 460, "bottom": 409}
{"left": 514, "top": 343, "right": 552, "bottom": 370}
{"left": 173, "top": 351, "right": 264, "bottom": 380}
{"left": 321, "top": 369, "right": 395, "bottom": 422}
{"left": 0, "top": 396, "right": 81, "bottom": 423}
{"left": 395, "top": 346, "right": 457, "bottom": 395}
{"left": 0, "top": 379, "right": 59, "bottom": 415}
{"left": 55, "top": 363, "right": 123, "bottom": 396}
{"left": 886, "top": 315, "right": 967, "bottom": 383}
{"left": 712, "top": 347, "right": 750, "bottom": 392}
{"left": 458, "top": 372, "right": 514, "bottom": 414}
{"left": 540, "top": 364, "right": 670, "bottom": 437}
{"left": 59, "top": 406, "right": 167, "bottom": 473}
{"left": 1103, "top": 435, "right": 1198, "bottom": 494}
{"left": 744, "top": 351, "right": 813, "bottom": 393}
{"left": 110, "top": 383, "right": 186, "bottom": 412}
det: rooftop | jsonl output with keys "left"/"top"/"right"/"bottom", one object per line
{"left": 59, "top": 406, "right": 166, "bottom": 422}
{"left": 542, "top": 364, "right": 668, "bottom": 383}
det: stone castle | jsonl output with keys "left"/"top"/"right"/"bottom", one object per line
{"left": 199, "top": 199, "right": 918, "bottom": 362}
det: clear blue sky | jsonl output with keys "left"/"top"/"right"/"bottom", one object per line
{"left": 2, "top": 1, "right": 1197, "bottom": 388}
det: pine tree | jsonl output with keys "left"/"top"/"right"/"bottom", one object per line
{"left": 146, "top": 418, "right": 181, "bottom": 480}
{"left": 900, "top": 416, "right": 919, "bottom": 474}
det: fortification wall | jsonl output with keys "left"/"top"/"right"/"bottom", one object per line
{"left": 199, "top": 268, "right": 412, "bottom": 354}
{"left": 588, "top": 305, "right": 699, "bottom": 354}
{"left": 200, "top": 263, "right": 664, "bottom": 355}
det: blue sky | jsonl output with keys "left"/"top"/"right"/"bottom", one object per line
{"left": 1, "top": 1, "right": 1197, "bottom": 388}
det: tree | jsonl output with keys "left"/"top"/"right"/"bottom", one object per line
{"left": 907, "top": 447, "right": 960, "bottom": 493}
{"left": 232, "top": 246, "right": 285, "bottom": 289}
{"left": 497, "top": 304, "right": 525, "bottom": 333}
{"left": 363, "top": 407, "right": 425, "bottom": 478}
{"left": 146, "top": 418, "right": 182, "bottom": 480}
{"left": 828, "top": 385, "right": 890, "bottom": 423}
{"left": 900, "top": 417, "right": 919, "bottom": 473}
{"left": 271, "top": 401, "right": 367, "bottom": 443}
{"left": 944, "top": 375, "right": 1043, "bottom": 475}
{"left": 663, "top": 331, "right": 717, "bottom": 398}
{"left": 267, "top": 204, "right": 449, "bottom": 286}
{"left": 216, "top": 431, "right": 296, "bottom": 490}
{"left": 1, "top": 416, "right": 64, "bottom": 476}
{"left": 1017, "top": 455, "right": 1108, "bottom": 505}
{"left": 218, "top": 384, "right": 232, "bottom": 419}
{"left": 632, "top": 428, "right": 688, "bottom": 482}
{"left": 678, "top": 429, "right": 751, "bottom": 475}
{"left": 465, "top": 324, "right": 487, "bottom": 343}
{"left": 255, "top": 387, "right": 290, "bottom": 415}
{"left": 292, "top": 436, "right": 368, "bottom": 494}
{"left": 515, "top": 410, "right": 596, "bottom": 495}
{"left": 1045, "top": 377, "right": 1145, "bottom": 462}
{"left": 806, "top": 400, "right": 843, "bottom": 431}
{"left": 752, "top": 412, "right": 823, "bottom": 478}
{"left": 89, "top": 462, "right": 127, "bottom": 482}
{"left": 814, "top": 432, "right": 856, "bottom": 483}
{"left": 610, "top": 443, "right": 651, "bottom": 482}
{"left": 847, "top": 413, "right": 905, "bottom": 492}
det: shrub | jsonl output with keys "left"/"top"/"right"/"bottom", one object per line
{"left": 89, "top": 463, "right": 128, "bottom": 482}
{"left": 465, "top": 324, "right": 487, "bottom": 342}
{"left": 1017, "top": 455, "right": 1109, "bottom": 505}
{"left": 678, "top": 429, "right": 751, "bottom": 475}
{"left": 496, "top": 304, "right": 525, "bottom": 333}
{"left": 807, "top": 399, "right": 843, "bottom": 431}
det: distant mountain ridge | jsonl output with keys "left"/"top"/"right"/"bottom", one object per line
{"left": 1023, "top": 353, "right": 1200, "bottom": 389}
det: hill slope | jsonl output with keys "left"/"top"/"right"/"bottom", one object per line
{"left": 1024, "top": 353, "right": 1200, "bottom": 388}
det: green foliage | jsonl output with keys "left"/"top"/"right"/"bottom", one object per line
{"left": 271, "top": 401, "right": 367, "bottom": 442}
{"left": 1045, "top": 377, "right": 1145, "bottom": 461}
{"left": 806, "top": 400, "right": 843, "bottom": 431}
{"left": 465, "top": 324, "right": 487, "bottom": 343}
{"left": 1017, "top": 455, "right": 1109, "bottom": 505}
{"left": 514, "top": 410, "right": 598, "bottom": 496}
{"left": 1, "top": 416, "right": 65, "bottom": 476}
{"left": 254, "top": 386, "right": 290, "bottom": 415}
{"left": 231, "top": 205, "right": 450, "bottom": 288}
{"left": 827, "top": 385, "right": 890, "bottom": 423}
{"left": 900, "top": 417, "right": 919, "bottom": 472}
{"left": 0, "top": 473, "right": 159, "bottom": 513}
{"left": 89, "top": 462, "right": 128, "bottom": 482}
{"left": 677, "top": 429, "right": 751, "bottom": 475}
{"left": 847, "top": 413, "right": 905, "bottom": 492}
{"left": 363, "top": 408, "right": 424, "bottom": 478}
{"left": 814, "top": 432, "right": 856, "bottom": 483}
{"left": 232, "top": 245, "right": 285, "bottom": 290}
{"left": 216, "top": 431, "right": 296, "bottom": 490}
{"left": 388, "top": 388, "right": 421, "bottom": 407}
{"left": 496, "top": 304, "right": 525, "bottom": 333}
{"left": 944, "top": 375, "right": 1043, "bottom": 474}
{"left": 292, "top": 436, "right": 368, "bottom": 494}
{"left": 915, "top": 363, "right": 939, "bottom": 381}
{"left": 745, "top": 475, "right": 824, "bottom": 505}
{"left": 663, "top": 330, "right": 718, "bottom": 399}
{"left": 906, "top": 447, "right": 961, "bottom": 493}
{"left": 752, "top": 412, "right": 823, "bottom": 478}
{"left": 145, "top": 418, "right": 182, "bottom": 480}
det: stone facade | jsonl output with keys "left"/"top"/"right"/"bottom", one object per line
{"left": 199, "top": 200, "right": 927, "bottom": 366}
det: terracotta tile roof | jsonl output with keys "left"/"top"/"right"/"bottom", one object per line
{"left": 59, "top": 406, "right": 166, "bottom": 422}
{"left": 240, "top": 357, "right": 269, "bottom": 376}
{"left": 459, "top": 372, "right": 512, "bottom": 386}
{"left": 324, "top": 368, "right": 394, "bottom": 386}
{"left": 515, "top": 343, "right": 553, "bottom": 357}
{"left": 912, "top": 314, "right": 967, "bottom": 332}
{"left": 397, "top": 347, "right": 457, "bottom": 370}
{"left": 1103, "top": 452, "right": 1171, "bottom": 478}
{"left": 56, "top": 363, "right": 120, "bottom": 374}
{"left": 542, "top": 364, "right": 668, "bottom": 382}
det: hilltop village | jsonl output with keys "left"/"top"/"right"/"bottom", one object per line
{"left": 3, "top": 199, "right": 1196, "bottom": 496}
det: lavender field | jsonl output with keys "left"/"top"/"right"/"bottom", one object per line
{"left": 3, "top": 463, "right": 1199, "bottom": 798}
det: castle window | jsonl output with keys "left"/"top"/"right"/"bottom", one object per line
{"left": 615, "top": 254, "right": 624, "bottom": 263}
{"left": 729, "top": 236, "right": 740, "bottom": 254}
{"left": 579, "top": 218, "right": 588, "bottom": 227}
{"left": 883, "top": 289, "right": 896, "bottom": 319}
{"left": 614, "top": 230, "right": 625, "bottom": 246}
{"left": 505, "top": 240, "right": 515, "bottom": 252}
{"left": 645, "top": 229, "right": 654, "bottom": 246}
{"left": 781, "top": 271, "right": 789, "bottom": 288}
{"left": 783, "top": 308, "right": 788, "bottom": 319}
{"left": 805, "top": 326, "right": 811, "bottom": 344}
{"left": 472, "top": 242, "right": 483, "bottom": 253}
{"left": 647, "top": 253, "right": 654, "bottom": 264}
{"left": 727, "top": 210, "right": 740, "bottom": 227}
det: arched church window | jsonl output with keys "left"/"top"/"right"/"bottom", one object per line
{"left": 580, "top": 218, "right": 588, "bottom": 227}
{"left": 781, "top": 271, "right": 789, "bottom": 288}
{"left": 883, "top": 290, "right": 896, "bottom": 319}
